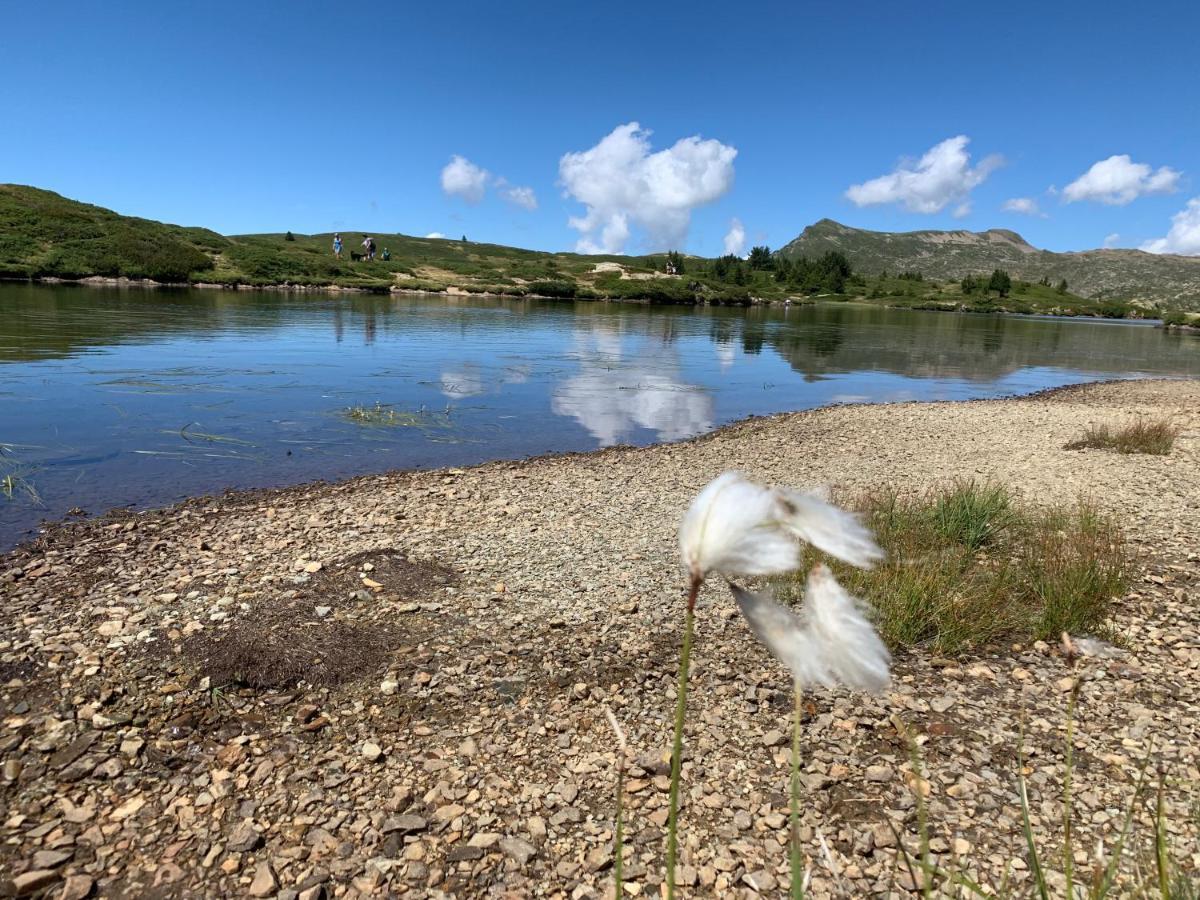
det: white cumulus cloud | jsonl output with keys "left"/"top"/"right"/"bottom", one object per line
{"left": 1002, "top": 197, "right": 1044, "bottom": 217}
{"left": 723, "top": 218, "right": 746, "bottom": 256}
{"left": 425, "top": 232, "right": 447, "bottom": 239}
{"left": 1063, "top": 155, "right": 1181, "bottom": 205}
{"left": 845, "top": 136, "right": 1002, "bottom": 214}
{"left": 1103, "top": 233, "right": 1121, "bottom": 248}
{"left": 1141, "top": 198, "right": 1200, "bottom": 255}
{"left": 440, "top": 155, "right": 489, "bottom": 204}
{"left": 502, "top": 184, "right": 538, "bottom": 211}
{"left": 559, "top": 122, "right": 738, "bottom": 254}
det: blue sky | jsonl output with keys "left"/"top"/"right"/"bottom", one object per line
{"left": 3, "top": 0, "right": 1198, "bottom": 256}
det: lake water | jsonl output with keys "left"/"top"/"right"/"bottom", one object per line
{"left": 2, "top": 283, "right": 1197, "bottom": 549}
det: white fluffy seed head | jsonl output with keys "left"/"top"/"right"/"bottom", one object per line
{"left": 678, "top": 472, "right": 798, "bottom": 581}
{"left": 678, "top": 472, "right": 883, "bottom": 584}
{"left": 730, "top": 565, "right": 890, "bottom": 693}
{"left": 775, "top": 488, "right": 883, "bottom": 570}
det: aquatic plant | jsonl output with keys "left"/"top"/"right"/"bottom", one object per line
{"left": 667, "top": 471, "right": 889, "bottom": 898}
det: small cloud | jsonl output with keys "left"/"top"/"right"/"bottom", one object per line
{"left": 1103, "top": 232, "right": 1121, "bottom": 248}
{"left": 1063, "top": 154, "right": 1181, "bottom": 205}
{"left": 1002, "top": 197, "right": 1046, "bottom": 217}
{"left": 559, "top": 122, "right": 738, "bottom": 254}
{"left": 845, "top": 135, "right": 1002, "bottom": 214}
{"left": 440, "top": 155, "right": 489, "bottom": 204}
{"left": 425, "top": 232, "right": 447, "bottom": 239}
{"left": 723, "top": 218, "right": 746, "bottom": 256}
{"left": 1141, "top": 197, "right": 1200, "bottom": 255}
{"left": 503, "top": 185, "right": 538, "bottom": 211}
{"left": 952, "top": 202, "right": 972, "bottom": 219}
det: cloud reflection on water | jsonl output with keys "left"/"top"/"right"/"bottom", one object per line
{"left": 551, "top": 322, "right": 714, "bottom": 446}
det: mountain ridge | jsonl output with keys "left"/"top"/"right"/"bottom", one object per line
{"left": 779, "top": 219, "right": 1200, "bottom": 305}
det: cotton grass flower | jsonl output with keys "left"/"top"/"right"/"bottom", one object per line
{"left": 678, "top": 472, "right": 881, "bottom": 591}
{"left": 730, "top": 565, "right": 890, "bottom": 693}
{"left": 665, "top": 471, "right": 886, "bottom": 899}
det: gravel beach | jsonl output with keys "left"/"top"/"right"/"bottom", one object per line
{"left": 1, "top": 378, "right": 1197, "bottom": 898}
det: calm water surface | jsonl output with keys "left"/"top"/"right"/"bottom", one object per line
{"left": 2, "top": 283, "right": 1197, "bottom": 548}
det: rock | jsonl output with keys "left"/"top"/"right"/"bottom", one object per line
{"left": 499, "top": 837, "right": 537, "bottom": 865}
{"left": 9, "top": 869, "right": 59, "bottom": 896}
{"left": 761, "top": 729, "right": 787, "bottom": 747}
{"left": 447, "top": 845, "right": 484, "bottom": 862}
{"left": 361, "top": 741, "right": 383, "bottom": 762}
{"left": 382, "top": 814, "right": 427, "bottom": 834}
{"left": 3, "top": 759, "right": 21, "bottom": 781}
{"left": 110, "top": 795, "right": 145, "bottom": 820}
{"left": 303, "top": 561, "right": 323, "bottom": 573}
{"left": 865, "top": 765, "right": 892, "bottom": 783}
{"left": 248, "top": 862, "right": 278, "bottom": 897}
{"left": 380, "top": 679, "right": 399, "bottom": 696}
{"left": 226, "top": 821, "right": 263, "bottom": 852}
{"left": 59, "top": 874, "right": 95, "bottom": 900}
{"left": 49, "top": 732, "right": 98, "bottom": 769}
{"left": 433, "top": 803, "right": 465, "bottom": 822}
{"left": 31, "top": 849, "right": 72, "bottom": 868}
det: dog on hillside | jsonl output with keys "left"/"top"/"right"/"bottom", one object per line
{"left": 349, "top": 250, "right": 365, "bottom": 262}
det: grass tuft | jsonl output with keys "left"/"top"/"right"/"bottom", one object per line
{"left": 1064, "top": 418, "right": 1180, "bottom": 455}
{"left": 787, "top": 481, "right": 1130, "bottom": 654}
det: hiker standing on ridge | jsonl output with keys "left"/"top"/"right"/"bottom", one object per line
{"left": 333, "top": 233, "right": 343, "bottom": 258}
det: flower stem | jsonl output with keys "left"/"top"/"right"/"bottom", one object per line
{"left": 614, "top": 756, "right": 625, "bottom": 899}
{"left": 790, "top": 684, "right": 806, "bottom": 899}
{"left": 666, "top": 584, "right": 698, "bottom": 899}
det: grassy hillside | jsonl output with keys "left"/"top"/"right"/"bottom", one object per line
{"left": 780, "top": 218, "right": 1200, "bottom": 310}
{"left": 0, "top": 184, "right": 227, "bottom": 282}
{"left": 0, "top": 185, "right": 1186, "bottom": 318}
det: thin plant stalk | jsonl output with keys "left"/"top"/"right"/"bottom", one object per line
{"left": 666, "top": 578, "right": 700, "bottom": 899}
{"left": 604, "top": 707, "right": 629, "bottom": 900}
{"left": 1154, "top": 775, "right": 1170, "bottom": 900}
{"left": 1063, "top": 678, "right": 1080, "bottom": 899}
{"left": 790, "top": 685, "right": 806, "bottom": 899}
{"left": 1017, "top": 718, "right": 1051, "bottom": 900}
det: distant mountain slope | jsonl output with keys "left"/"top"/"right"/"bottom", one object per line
{"left": 779, "top": 219, "right": 1200, "bottom": 307}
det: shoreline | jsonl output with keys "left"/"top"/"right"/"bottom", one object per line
{"left": 1, "top": 273, "right": 1161, "bottom": 321}
{"left": 2, "top": 376, "right": 1161, "bottom": 559}
{"left": 1, "top": 378, "right": 1197, "bottom": 897}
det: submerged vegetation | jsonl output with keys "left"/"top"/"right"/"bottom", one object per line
{"left": 341, "top": 402, "right": 455, "bottom": 431}
{"left": 0, "top": 184, "right": 1162, "bottom": 318}
{"left": 1065, "top": 418, "right": 1181, "bottom": 455}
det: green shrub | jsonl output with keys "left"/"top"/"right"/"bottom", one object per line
{"left": 528, "top": 279, "right": 578, "bottom": 299}
{"left": 1065, "top": 418, "right": 1180, "bottom": 455}
{"left": 782, "top": 481, "right": 1130, "bottom": 653}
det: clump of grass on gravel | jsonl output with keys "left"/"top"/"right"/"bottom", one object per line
{"left": 1064, "top": 418, "right": 1180, "bottom": 455}
{"left": 787, "top": 480, "right": 1129, "bottom": 654}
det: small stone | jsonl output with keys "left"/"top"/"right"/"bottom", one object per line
{"left": 930, "top": 695, "right": 956, "bottom": 713}
{"left": 227, "top": 821, "right": 263, "bottom": 853}
{"left": 59, "top": 874, "right": 95, "bottom": 900}
{"left": 761, "top": 729, "right": 786, "bottom": 747}
{"left": 248, "top": 862, "right": 278, "bottom": 897}
{"left": 865, "top": 765, "right": 891, "bottom": 783}
{"left": 434, "top": 803, "right": 465, "bottom": 822}
{"left": 382, "top": 815, "right": 427, "bottom": 834}
{"left": 380, "top": 679, "right": 399, "bottom": 696}
{"left": 361, "top": 741, "right": 383, "bottom": 762}
{"left": 3, "top": 759, "right": 21, "bottom": 781}
{"left": 111, "top": 795, "right": 145, "bottom": 820}
{"left": 499, "top": 837, "right": 537, "bottom": 865}
{"left": 31, "top": 849, "right": 72, "bottom": 868}
{"left": 9, "top": 870, "right": 59, "bottom": 895}
{"left": 447, "top": 845, "right": 484, "bottom": 862}
{"left": 314, "top": 606, "right": 332, "bottom": 618}
{"left": 303, "top": 561, "right": 323, "bottom": 574}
